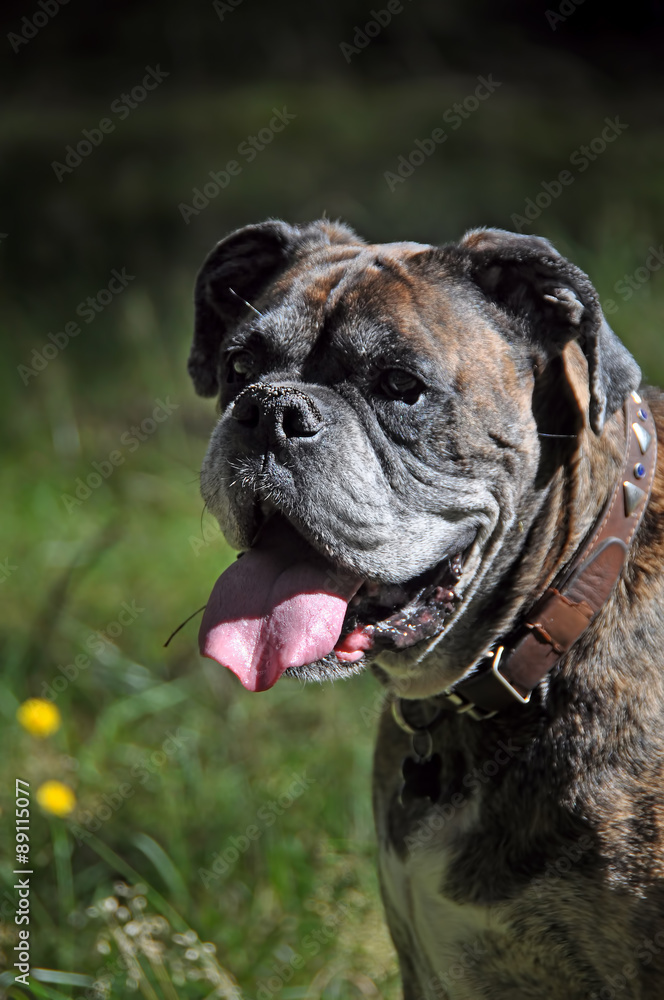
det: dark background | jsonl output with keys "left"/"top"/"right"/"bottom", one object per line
{"left": 2, "top": 3, "right": 664, "bottom": 997}
{"left": 4, "top": 0, "right": 664, "bottom": 365}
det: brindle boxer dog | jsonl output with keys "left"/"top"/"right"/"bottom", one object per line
{"left": 190, "top": 219, "right": 664, "bottom": 999}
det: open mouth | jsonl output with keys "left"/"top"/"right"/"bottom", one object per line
{"left": 199, "top": 513, "right": 464, "bottom": 692}
{"left": 334, "top": 556, "right": 462, "bottom": 662}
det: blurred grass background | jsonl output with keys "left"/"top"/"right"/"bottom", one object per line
{"left": 1, "top": 2, "right": 664, "bottom": 997}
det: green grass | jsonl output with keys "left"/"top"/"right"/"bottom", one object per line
{"left": 2, "top": 79, "right": 664, "bottom": 998}
{"left": 0, "top": 286, "right": 399, "bottom": 998}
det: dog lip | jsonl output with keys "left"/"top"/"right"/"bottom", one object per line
{"left": 199, "top": 511, "right": 363, "bottom": 691}
{"left": 248, "top": 499, "right": 279, "bottom": 546}
{"left": 252, "top": 507, "right": 370, "bottom": 580}
{"left": 262, "top": 508, "right": 473, "bottom": 657}
{"left": 240, "top": 508, "right": 473, "bottom": 665}
{"left": 333, "top": 548, "right": 467, "bottom": 659}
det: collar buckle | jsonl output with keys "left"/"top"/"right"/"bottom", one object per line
{"left": 439, "top": 646, "right": 530, "bottom": 721}
{"left": 486, "top": 645, "right": 531, "bottom": 705}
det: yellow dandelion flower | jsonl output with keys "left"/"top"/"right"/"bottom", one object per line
{"left": 16, "top": 698, "right": 62, "bottom": 738}
{"left": 36, "top": 781, "right": 76, "bottom": 817}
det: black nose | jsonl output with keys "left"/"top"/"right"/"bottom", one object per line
{"left": 231, "top": 385, "right": 324, "bottom": 443}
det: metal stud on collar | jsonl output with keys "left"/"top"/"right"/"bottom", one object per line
{"left": 624, "top": 398, "right": 653, "bottom": 516}
{"left": 624, "top": 481, "right": 646, "bottom": 517}
{"left": 632, "top": 422, "right": 652, "bottom": 455}
{"left": 434, "top": 390, "right": 657, "bottom": 721}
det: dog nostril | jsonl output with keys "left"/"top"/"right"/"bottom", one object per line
{"left": 281, "top": 403, "right": 321, "bottom": 439}
{"left": 232, "top": 398, "right": 260, "bottom": 428}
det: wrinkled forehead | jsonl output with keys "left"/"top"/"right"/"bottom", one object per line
{"left": 254, "top": 241, "right": 494, "bottom": 365}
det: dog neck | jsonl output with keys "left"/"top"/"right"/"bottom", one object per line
{"left": 394, "top": 391, "right": 657, "bottom": 726}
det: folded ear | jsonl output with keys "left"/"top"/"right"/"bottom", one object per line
{"left": 458, "top": 228, "right": 641, "bottom": 434}
{"left": 189, "top": 219, "right": 361, "bottom": 397}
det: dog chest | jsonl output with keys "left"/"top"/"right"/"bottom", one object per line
{"left": 379, "top": 800, "right": 508, "bottom": 999}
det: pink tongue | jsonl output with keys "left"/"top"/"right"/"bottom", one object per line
{"left": 199, "top": 518, "right": 362, "bottom": 692}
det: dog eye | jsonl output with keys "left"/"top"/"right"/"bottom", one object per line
{"left": 227, "top": 350, "right": 255, "bottom": 383}
{"left": 379, "top": 368, "right": 423, "bottom": 403}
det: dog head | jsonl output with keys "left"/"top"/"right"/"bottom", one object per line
{"left": 190, "top": 220, "right": 640, "bottom": 696}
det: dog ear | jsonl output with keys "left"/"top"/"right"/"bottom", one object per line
{"left": 459, "top": 227, "right": 641, "bottom": 434}
{"left": 189, "top": 219, "right": 361, "bottom": 397}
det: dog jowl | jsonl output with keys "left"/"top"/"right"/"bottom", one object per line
{"left": 189, "top": 219, "right": 664, "bottom": 998}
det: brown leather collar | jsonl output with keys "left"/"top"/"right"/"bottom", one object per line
{"left": 434, "top": 391, "right": 658, "bottom": 721}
